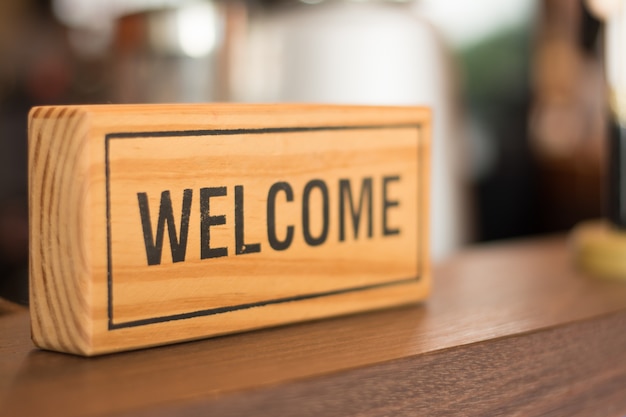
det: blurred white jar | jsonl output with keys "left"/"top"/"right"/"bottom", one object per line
{"left": 233, "top": 0, "right": 468, "bottom": 261}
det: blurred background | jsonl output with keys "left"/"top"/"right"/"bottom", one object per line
{"left": 0, "top": 0, "right": 609, "bottom": 304}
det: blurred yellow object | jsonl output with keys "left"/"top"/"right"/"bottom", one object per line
{"left": 571, "top": 220, "right": 626, "bottom": 280}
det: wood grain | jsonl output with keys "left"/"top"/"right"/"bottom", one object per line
{"left": 28, "top": 104, "right": 431, "bottom": 355}
{"left": 28, "top": 106, "right": 92, "bottom": 355}
{"left": 131, "top": 310, "right": 626, "bottom": 417}
{"left": 2, "top": 237, "right": 626, "bottom": 417}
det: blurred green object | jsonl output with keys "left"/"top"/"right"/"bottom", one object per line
{"left": 459, "top": 25, "right": 535, "bottom": 241}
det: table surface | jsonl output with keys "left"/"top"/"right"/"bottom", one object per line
{"left": 2, "top": 236, "right": 626, "bottom": 417}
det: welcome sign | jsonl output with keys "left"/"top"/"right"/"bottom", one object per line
{"left": 29, "top": 104, "right": 431, "bottom": 356}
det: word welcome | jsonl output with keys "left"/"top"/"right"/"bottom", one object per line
{"left": 137, "top": 175, "right": 402, "bottom": 266}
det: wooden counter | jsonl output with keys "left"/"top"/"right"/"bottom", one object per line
{"left": 2, "top": 236, "right": 626, "bottom": 416}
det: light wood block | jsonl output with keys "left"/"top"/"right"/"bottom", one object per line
{"left": 28, "top": 104, "right": 430, "bottom": 356}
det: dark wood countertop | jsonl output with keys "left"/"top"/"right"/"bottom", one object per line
{"left": 2, "top": 236, "right": 626, "bottom": 416}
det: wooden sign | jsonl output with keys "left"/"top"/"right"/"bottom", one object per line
{"left": 28, "top": 104, "right": 430, "bottom": 356}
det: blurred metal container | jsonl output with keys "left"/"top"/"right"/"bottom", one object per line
{"left": 110, "top": 0, "right": 247, "bottom": 103}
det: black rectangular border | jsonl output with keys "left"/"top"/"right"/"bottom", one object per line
{"left": 106, "top": 124, "right": 424, "bottom": 330}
